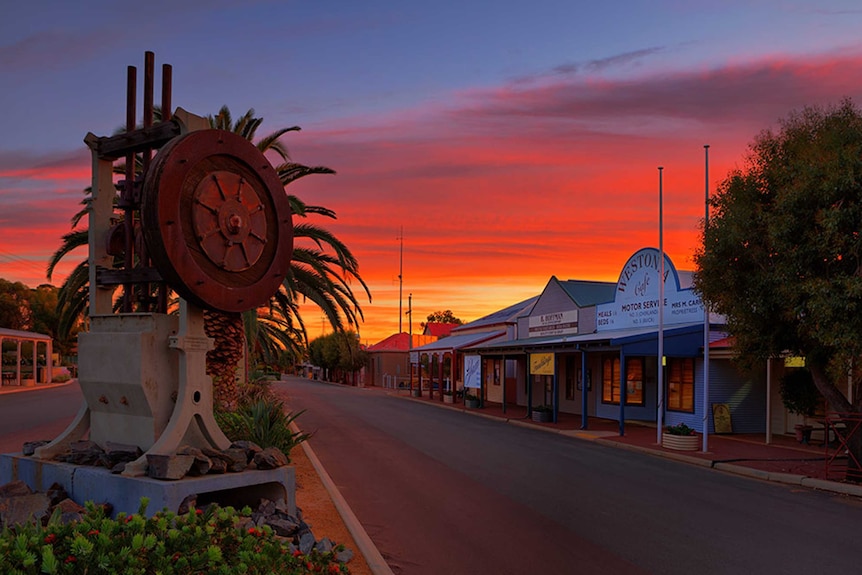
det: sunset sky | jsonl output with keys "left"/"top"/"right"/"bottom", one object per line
{"left": 3, "top": 1, "right": 862, "bottom": 345}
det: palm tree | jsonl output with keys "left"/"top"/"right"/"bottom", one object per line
{"left": 204, "top": 107, "right": 370, "bottom": 405}
{"left": 49, "top": 106, "right": 370, "bottom": 406}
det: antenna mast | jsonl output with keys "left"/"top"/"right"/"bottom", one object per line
{"left": 398, "top": 226, "right": 404, "bottom": 333}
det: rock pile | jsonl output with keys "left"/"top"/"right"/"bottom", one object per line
{"left": 0, "top": 480, "right": 96, "bottom": 530}
{"left": 22, "top": 439, "right": 289, "bottom": 480}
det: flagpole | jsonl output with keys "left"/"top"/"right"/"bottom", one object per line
{"left": 657, "top": 166, "right": 665, "bottom": 445}
{"left": 702, "top": 146, "right": 710, "bottom": 452}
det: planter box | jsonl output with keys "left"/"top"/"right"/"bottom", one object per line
{"left": 443, "top": 394, "right": 454, "bottom": 404}
{"left": 662, "top": 434, "right": 699, "bottom": 451}
{"left": 410, "top": 389, "right": 421, "bottom": 397}
{"left": 531, "top": 410, "right": 552, "bottom": 423}
{"left": 465, "top": 399, "right": 480, "bottom": 409}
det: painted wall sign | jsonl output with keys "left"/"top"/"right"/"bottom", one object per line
{"left": 596, "top": 247, "right": 704, "bottom": 331}
{"left": 528, "top": 309, "right": 579, "bottom": 336}
{"left": 464, "top": 354, "right": 482, "bottom": 388}
{"left": 530, "top": 353, "right": 555, "bottom": 375}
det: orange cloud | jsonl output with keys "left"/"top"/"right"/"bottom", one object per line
{"left": 4, "top": 52, "right": 862, "bottom": 345}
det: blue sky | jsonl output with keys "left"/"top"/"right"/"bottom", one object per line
{"left": 2, "top": 1, "right": 862, "bottom": 341}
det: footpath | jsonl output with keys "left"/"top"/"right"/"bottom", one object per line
{"left": 375, "top": 386, "right": 862, "bottom": 499}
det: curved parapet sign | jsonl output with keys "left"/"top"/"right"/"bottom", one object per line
{"left": 596, "top": 247, "right": 703, "bottom": 331}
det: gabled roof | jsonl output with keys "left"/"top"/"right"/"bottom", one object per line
{"left": 557, "top": 279, "right": 617, "bottom": 307}
{"left": 452, "top": 296, "right": 539, "bottom": 333}
{"left": 366, "top": 333, "right": 436, "bottom": 352}
{"left": 423, "top": 323, "right": 459, "bottom": 337}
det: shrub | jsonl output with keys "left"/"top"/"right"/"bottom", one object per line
{"left": 665, "top": 422, "right": 696, "bottom": 436}
{"left": 0, "top": 499, "right": 348, "bottom": 574}
{"left": 216, "top": 399, "right": 310, "bottom": 462}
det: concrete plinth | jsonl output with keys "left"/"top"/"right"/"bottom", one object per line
{"left": 0, "top": 453, "right": 295, "bottom": 517}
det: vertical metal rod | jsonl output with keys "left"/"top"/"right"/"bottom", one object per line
{"left": 161, "top": 63, "right": 172, "bottom": 121}
{"left": 703, "top": 146, "right": 710, "bottom": 452}
{"left": 619, "top": 351, "right": 626, "bottom": 436}
{"left": 158, "top": 62, "right": 173, "bottom": 313}
{"left": 580, "top": 348, "right": 588, "bottom": 429}
{"left": 657, "top": 166, "right": 665, "bottom": 444}
{"left": 139, "top": 52, "right": 155, "bottom": 311}
{"left": 502, "top": 354, "right": 507, "bottom": 414}
{"left": 552, "top": 357, "right": 558, "bottom": 423}
{"left": 122, "top": 65, "right": 136, "bottom": 313}
{"left": 398, "top": 227, "right": 403, "bottom": 333}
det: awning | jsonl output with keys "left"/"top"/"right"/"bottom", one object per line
{"left": 471, "top": 322, "right": 708, "bottom": 357}
{"left": 411, "top": 330, "right": 506, "bottom": 354}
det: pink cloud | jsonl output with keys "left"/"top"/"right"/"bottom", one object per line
{"left": 5, "top": 52, "right": 862, "bottom": 344}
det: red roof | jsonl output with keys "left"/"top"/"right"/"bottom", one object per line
{"left": 423, "top": 323, "right": 459, "bottom": 337}
{"left": 366, "top": 333, "right": 437, "bottom": 352}
{"left": 709, "top": 336, "right": 735, "bottom": 349}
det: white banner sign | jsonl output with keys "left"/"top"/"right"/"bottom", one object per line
{"left": 463, "top": 355, "right": 481, "bottom": 389}
{"left": 528, "top": 309, "right": 579, "bottom": 336}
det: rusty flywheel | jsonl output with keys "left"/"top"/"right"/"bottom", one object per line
{"left": 142, "top": 130, "right": 293, "bottom": 313}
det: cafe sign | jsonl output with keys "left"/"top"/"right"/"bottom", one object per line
{"left": 596, "top": 248, "right": 704, "bottom": 331}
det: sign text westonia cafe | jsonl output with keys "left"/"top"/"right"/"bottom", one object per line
{"left": 596, "top": 248, "right": 704, "bottom": 331}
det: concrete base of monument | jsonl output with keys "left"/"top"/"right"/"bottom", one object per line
{"left": 0, "top": 453, "right": 295, "bottom": 517}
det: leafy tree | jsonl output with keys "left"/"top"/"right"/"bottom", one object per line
{"left": 28, "top": 284, "right": 58, "bottom": 336}
{"left": 694, "top": 99, "right": 862, "bottom": 479}
{"left": 308, "top": 331, "right": 366, "bottom": 383}
{"left": 423, "top": 310, "right": 463, "bottom": 326}
{"left": 204, "top": 107, "right": 370, "bottom": 404}
{"left": 0, "top": 279, "right": 32, "bottom": 330}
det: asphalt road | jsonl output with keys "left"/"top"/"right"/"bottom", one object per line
{"left": 0, "top": 381, "right": 81, "bottom": 453}
{"left": 3, "top": 378, "right": 860, "bottom": 574}
{"left": 277, "top": 377, "right": 861, "bottom": 575}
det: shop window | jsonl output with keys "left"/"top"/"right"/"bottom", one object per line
{"left": 667, "top": 358, "right": 694, "bottom": 412}
{"left": 602, "top": 356, "right": 645, "bottom": 406}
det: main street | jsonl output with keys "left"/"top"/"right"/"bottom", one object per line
{"left": 277, "top": 377, "right": 860, "bottom": 575}
{"left": 0, "top": 382, "right": 80, "bottom": 453}
{"left": 2, "top": 379, "right": 859, "bottom": 573}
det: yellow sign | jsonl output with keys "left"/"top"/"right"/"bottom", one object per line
{"left": 530, "top": 353, "right": 555, "bottom": 375}
{"left": 784, "top": 356, "right": 806, "bottom": 368}
{"left": 712, "top": 403, "right": 732, "bottom": 434}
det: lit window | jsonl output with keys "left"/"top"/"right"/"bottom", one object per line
{"left": 602, "top": 356, "right": 644, "bottom": 405}
{"left": 667, "top": 358, "right": 694, "bottom": 412}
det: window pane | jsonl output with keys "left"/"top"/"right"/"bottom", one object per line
{"left": 667, "top": 358, "right": 694, "bottom": 412}
{"left": 602, "top": 357, "right": 620, "bottom": 403}
{"left": 625, "top": 358, "right": 644, "bottom": 405}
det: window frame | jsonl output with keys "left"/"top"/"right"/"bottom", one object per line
{"left": 666, "top": 357, "right": 695, "bottom": 413}
{"left": 601, "top": 356, "right": 645, "bottom": 406}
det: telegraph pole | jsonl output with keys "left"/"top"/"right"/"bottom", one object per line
{"left": 397, "top": 227, "right": 404, "bottom": 333}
